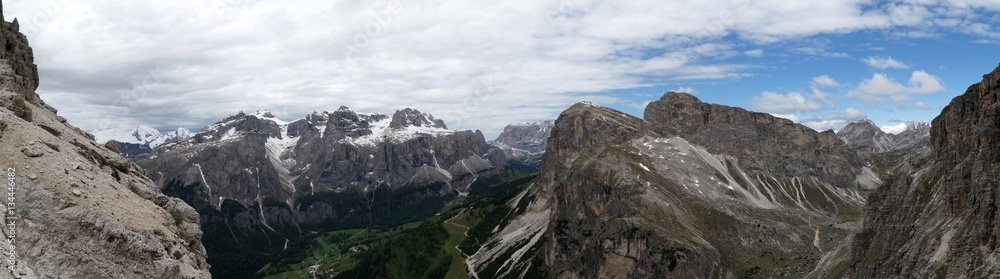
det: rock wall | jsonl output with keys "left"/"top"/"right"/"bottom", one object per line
{"left": 0, "top": 4, "right": 211, "bottom": 278}
{"left": 851, "top": 63, "right": 1000, "bottom": 278}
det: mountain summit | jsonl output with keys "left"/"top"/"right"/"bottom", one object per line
{"left": 469, "top": 92, "right": 876, "bottom": 277}
{"left": 91, "top": 125, "right": 193, "bottom": 157}
{"left": 837, "top": 119, "right": 930, "bottom": 152}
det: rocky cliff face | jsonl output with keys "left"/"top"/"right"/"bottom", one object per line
{"left": 851, "top": 63, "right": 1000, "bottom": 277}
{"left": 491, "top": 121, "right": 553, "bottom": 156}
{"left": 837, "top": 120, "right": 930, "bottom": 153}
{"left": 491, "top": 120, "right": 553, "bottom": 172}
{"left": 0, "top": 5, "right": 210, "bottom": 279}
{"left": 470, "top": 95, "right": 877, "bottom": 278}
{"left": 135, "top": 108, "right": 505, "bottom": 277}
{"left": 838, "top": 120, "right": 896, "bottom": 153}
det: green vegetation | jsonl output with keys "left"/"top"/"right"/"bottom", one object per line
{"left": 506, "top": 156, "right": 543, "bottom": 173}
{"left": 170, "top": 209, "right": 184, "bottom": 226}
{"left": 332, "top": 218, "right": 453, "bottom": 279}
{"left": 443, "top": 210, "right": 475, "bottom": 279}
{"left": 262, "top": 168, "right": 537, "bottom": 279}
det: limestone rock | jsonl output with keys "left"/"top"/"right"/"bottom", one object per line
{"left": 472, "top": 96, "right": 872, "bottom": 278}
{"left": 850, "top": 63, "right": 1000, "bottom": 278}
{"left": 0, "top": 3, "right": 211, "bottom": 278}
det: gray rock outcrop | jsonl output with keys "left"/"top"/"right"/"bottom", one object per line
{"left": 837, "top": 119, "right": 930, "bottom": 153}
{"left": 0, "top": 3, "right": 211, "bottom": 278}
{"left": 850, "top": 63, "right": 1000, "bottom": 278}
{"left": 472, "top": 95, "right": 876, "bottom": 278}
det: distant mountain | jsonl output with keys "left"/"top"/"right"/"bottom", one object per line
{"left": 0, "top": 6, "right": 210, "bottom": 278}
{"left": 467, "top": 93, "right": 877, "bottom": 277}
{"left": 135, "top": 107, "right": 506, "bottom": 277}
{"left": 837, "top": 119, "right": 930, "bottom": 153}
{"left": 490, "top": 120, "right": 553, "bottom": 172}
{"left": 91, "top": 125, "right": 193, "bottom": 157}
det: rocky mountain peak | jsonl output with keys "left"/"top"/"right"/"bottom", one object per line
{"left": 389, "top": 108, "right": 447, "bottom": 129}
{"left": 645, "top": 91, "right": 861, "bottom": 186}
{"left": 837, "top": 119, "right": 932, "bottom": 153}
{"left": 476, "top": 92, "right": 874, "bottom": 278}
{"left": 0, "top": 7, "right": 42, "bottom": 121}
{"left": 491, "top": 120, "right": 554, "bottom": 156}
{"left": 837, "top": 119, "right": 894, "bottom": 152}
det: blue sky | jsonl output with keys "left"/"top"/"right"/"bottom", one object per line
{"left": 613, "top": 31, "right": 1000, "bottom": 133}
{"left": 4, "top": 0, "right": 1000, "bottom": 138}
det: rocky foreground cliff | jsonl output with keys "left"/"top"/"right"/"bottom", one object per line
{"left": 469, "top": 95, "right": 879, "bottom": 278}
{"left": 850, "top": 63, "right": 1000, "bottom": 277}
{"left": 0, "top": 4, "right": 210, "bottom": 278}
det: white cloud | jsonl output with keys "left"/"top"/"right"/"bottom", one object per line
{"left": 0, "top": 0, "right": 993, "bottom": 135}
{"left": 881, "top": 122, "right": 909, "bottom": 134}
{"left": 913, "top": 101, "right": 933, "bottom": 110}
{"left": 752, "top": 91, "right": 823, "bottom": 114}
{"left": 769, "top": 113, "right": 801, "bottom": 123}
{"left": 673, "top": 86, "right": 697, "bottom": 94}
{"left": 848, "top": 70, "right": 945, "bottom": 104}
{"left": 802, "top": 108, "right": 868, "bottom": 131}
{"left": 862, "top": 56, "right": 910, "bottom": 69}
{"left": 744, "top": 49, "right": 764, "bottom": 57}
{"left": 811, "top": 75, "right": 840, "bottom": 87}
{"left": 629, "top": 101, "right": 652, "bottom": 110}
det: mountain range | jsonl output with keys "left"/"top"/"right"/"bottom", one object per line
{"left": 4, "top": 0, "right": 1000, "bottom": 277}
{"left": 837, "top": 119, "right": 931, "bottom": 153}
{"left": 92, "top": 125, "right": 194, "bottom": 157}
{"left": 133, "top": 107, "right": 506, "bottom": 277}
{"left": 490, "top": 120, "right": 554, "bottom": 172}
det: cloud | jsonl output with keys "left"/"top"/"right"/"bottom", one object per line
{"left": 673, "top": 86, "right": 697, "bottom": 94}
{"left": 0, "top": 0, "right": 994, "bottom": 136}
{"left": 752, "top": 91, "right": 823, "bottom": 114}
{"left": 811, "top": 75, "right": 840, "bottom": 87}
{"left": 769, "top": 113, "right": 801, "bottom": 123}
{"left": 795, "top": 47, "right": 849, "bottom": 58}
{"left": 744, "top": 49, "right": 764, "bottom": 57}
{"left": 848, "top": 70, "right": 945, "bottom": 104}
{"left": 913, "top": 101, "right": 933, "bottom": 110}
{"left": 862, "top": 56, "right": 910, "bottom": 69}
{"left": 802, "top": 108, "right": 868, "bottom": 131}
{"left": 881, "top": 122, "right": 909, "bottom": 134}
{"left": 629, "top": 101, "right": 652, "bottom": 110}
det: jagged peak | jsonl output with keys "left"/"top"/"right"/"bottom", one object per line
{"left": 658, "top": 91, "right": 702, "bottom": 103}
{"left": 389, "top": 108, "right": 447, "bottom": 129}
{"left": 252, "top": 109, "right": 275, "bottom": 118}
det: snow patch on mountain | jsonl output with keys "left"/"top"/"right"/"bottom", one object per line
{"left": 91, "top": 125, "right": 194, "bottom": 148}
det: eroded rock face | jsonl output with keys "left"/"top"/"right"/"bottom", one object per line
{"left": 645, "top": 93, "right": 864, "bottom": 188}
{"left": 851, "top": 63, "right": 1000, "bottom": 278}
{"left": 492, "top": 120, "right": 553, "bottom": 156}
{"left": 0, "top": 5, "right": 210, "bottom": 278}
{"left": 470, "top": 95, "right": 872, "bottom": 278}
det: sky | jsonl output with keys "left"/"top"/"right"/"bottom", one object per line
{"left": 4, "top": 0, "right": 1000, "bottom": 139}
